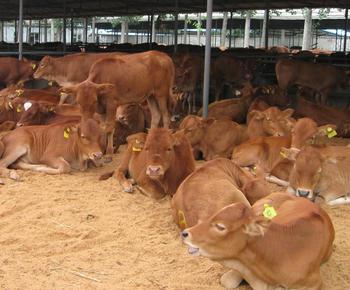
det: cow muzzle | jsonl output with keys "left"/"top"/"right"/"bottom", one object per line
{"left": 117, "top": 115, "right": 128, "bottom": 125}
{"left": 90, "top": 152, "right": 103, "bottom": 160}
{"left": 146, "top": 165, "right": 164, "bottom": 178}
{"left": 181, "top": 230, "right": 200, "bottom": 256}
{"left": 296, "top": 188, "right": 313, "bottom": 199}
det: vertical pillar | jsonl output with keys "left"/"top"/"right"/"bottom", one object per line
{"left": 264, "top": 9, "right": 269, "bottom": 50}
{"left": 0, "top": 21, "right": 3, "bottom": 42}
{"left": 83, "top": 18, "right": 87, "bottom": 43}
{"left": 174, "top": 0, "right": 179, "bottom": 53}
{"left": 50, "top": 19, "right": 55, "bottom": 42}
{"left": 70, "top": 17, "right": 74, "bottom": 44}
{"left": 302, "top": 8, "right": 313, "bottom": 50}
{"left": 197, "top": 13, "right": 201, "bottom": 45}
{"left": 202, "top": 0, "right": 213, "bottom": 118}
{"left": 18, "top": 0, "right": 24, "bottom": 59}
{"left": 151, "top": 14, "right": 156, "bottom": 42}
{"left": 38, "top": 20, "right": 41, "bottom": 43}
{"left": 44, "top": 19, "right": 47, "bottom": 42}
{"left": 183, "top": 14, "right": 188, "bottom": 45}
{"left": 220, "top": 12, "right": 228, "bottom": 48}
{"left": 229, "top": 12, "right": 233, "bottom": 48}
{"left": 344, "top": 8, "right": 349, "bottom": 52}
{"left": 92, "top": 17, "right": 96, "bottom": 43}
{"left": 281, "top": 29, "right": 286, "bottom": 46}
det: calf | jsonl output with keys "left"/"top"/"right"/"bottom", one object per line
{"left": 171, "top": 158, "right": 270, "bottom": 230}
{"left": 284, "top": 145, "right": 350, "bottom": 205}
{"left": 0, "top": 57, "right": 37, "bottom": 87}
{"left": 0, "top": 119, "right": 103, "bottom": 178}
{"left": 101, "top": 128, "right": 195, "bottom": 199}
{"left": 182, "top": 192, "right": 334, "bottom": 290}
{"left": 276, "top": 59, "right": 349, "bottom": 104}
{"left": 62, "top": 51, "right": 175, "bottom": 156}
{"left": 179, "top": 115, "right": 247, "bottom": 160}
{"left": 197, "top": 82, "right": 254, "bottom": 123}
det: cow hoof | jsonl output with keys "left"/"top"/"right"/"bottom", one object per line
{"left": 9, "top": 171, "right": 20, "bottom": 181}
{"left": 123, "top": 187, "right": 134, "bottom": 193}
{"left": 220, "top": 270, "right": 243, "bottom": 289}
{"left": 0, "top": 178, "right": 4, "bottom": 185}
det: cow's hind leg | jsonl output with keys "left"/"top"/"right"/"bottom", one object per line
{"left": 14, "top": 157, "right": 71, "bottom": 174}
{"left": 147, "top": 97, "right": 162, "bottom": 128}
{"left": 0, "top": 145, "right": 27, "bottom": 179}
{"left": 157, "top": 95, "right": 171, "bottom": 129}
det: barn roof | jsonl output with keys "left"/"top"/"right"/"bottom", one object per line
{"left": 0, "top": 0, "right": 349, "bottom": 20}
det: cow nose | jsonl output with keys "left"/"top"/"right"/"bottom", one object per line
{"left": 181, "top": 230, "right": 189, "bottom": 239}
{"left": 16, "top": 122, "right": 23, "bottom": 127}
{"left": 297, "top": 189, "right": 311, "bottom": 198}
{"left": 92, "top": 152, "right": 103, "bottom": 160}
{"left": 118, "top": 115, "right": 126, "bottom": 122}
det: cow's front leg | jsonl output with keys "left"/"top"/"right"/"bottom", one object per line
{"left": 15, "top": 157, "right": 72, "bottom": 174}
{"left": 137, "top": 177, "right": 166, "bottom": 199}
{"left": 220, "top": 269, "right": 243, "bottom": 289}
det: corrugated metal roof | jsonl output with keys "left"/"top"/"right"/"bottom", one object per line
{"left": 0, "top": 0, "right": 348, "bottom": 20}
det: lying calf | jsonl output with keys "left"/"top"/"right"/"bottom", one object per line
{"left": 100, "top": 128, "right": 195, "bottom": 199}
{"left": 0, "top": 119, "right": 103, "bottom": 178}
{"left": 284, "top": 145, "right": 350, "bottom": 205}
{"left": 171, "top": 158, "right": 270, "bottom": 230}
{"left": 182, "top": 192, "right": 334, "bottom": 290}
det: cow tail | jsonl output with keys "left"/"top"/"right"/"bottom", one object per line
{"left": 99, "top": 171, "right": 114, "bottom": 181}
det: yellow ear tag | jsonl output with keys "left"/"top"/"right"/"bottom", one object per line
{"left": 48, "top": 81, "right": 53, "bottom": 86}
{"left": 327, "top": 127, "right": 337, "bottom": 139}
{"left": 16, "top": 106, "right": 22, "bottom": 113}
{"left": 31, "top": 64, "right": 36, "bottom": 70}
{"left": 63, "top": 128, "right": 70, "bottom": 139}
{"left": 252, "top": 165, "right": 257, "bottom": 173}
{"left": 178, "top": 210, "right": 187, "bottom": 229}
{"left": 132, "top": 139, "right": 142, "bottom": 152}
{"left": 280, "top": 150, "right": 287, "bottom": 158}
{"left": 15, "top": 89, "right": 24, "bottom": 96}
{"left": 263, "top": 204, "right": 277, "bottom": 220}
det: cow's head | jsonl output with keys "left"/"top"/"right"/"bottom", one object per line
{"left": 116, "top": 103, "right": 140, "bottom": 126}
{"left": 74, "top": 118, "right": 103, "bottom": 161}
{"left": 181, "top": 202, "right": 253, "bottom": 259}
{"left": 248, "top": 107, "right": 295, "bottom": 137}
{"left": 34, "top": 56, "right": 54, "bottom": 80}
{"left": 61, "top": 81, "right": 115, "bottom": 119}
{"left": 179, "top": 115, "right": 215, "bottom": 147}
{"left": 144, "top": 128, "right": 184, "bottom": 180}
{"left": 16, "top": 101, "right": 55, "bottom": 127}
{"left": 19, "top": 58, "right": 37, "bottom": 81}
{"left": 283, "top": 146, "right": 323, "bottom": 200}
{"left": 256, "top": 85, "right": 291, "bottom": 108}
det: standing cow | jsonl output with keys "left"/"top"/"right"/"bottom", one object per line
{"left": 61, "top": 51, "right": 175, "bottom": 156}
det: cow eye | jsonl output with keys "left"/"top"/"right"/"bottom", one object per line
{"left": 214, "top": 223, "right": 227, "bottom": 232}
{"left": 166, "top": 147, "right": 172, "bottom": 151}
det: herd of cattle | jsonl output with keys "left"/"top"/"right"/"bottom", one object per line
{"left": 0, "top": 46, "right": 349, "bottom": 289}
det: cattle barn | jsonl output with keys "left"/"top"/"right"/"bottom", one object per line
{"left": 0, "top": 0, "right": 350, "bottom": 289}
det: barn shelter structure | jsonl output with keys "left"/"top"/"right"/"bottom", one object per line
{"left": 1, "top": 0, "right": 349, "bottom": 116}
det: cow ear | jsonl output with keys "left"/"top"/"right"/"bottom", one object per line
{"left": 248, "top": 110, "right": 264, "bottom": 121}
{"left": 172, "top": 130, "right": 185, "bottom": 146}
{"left": 126, "top": 132, "right": 147, "bottom": 144}
{"left": 281, "top": 108, "right": 294, "bottom": 118}
{"left": 96, "top": 83, "right": 115, "bottom": 96}
{"left": 280, "top": 147, "right": 300, "bottom": 161}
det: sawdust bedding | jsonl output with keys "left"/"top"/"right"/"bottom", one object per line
{"left": 0, "top": 140, "right": 349, "bottom": 290}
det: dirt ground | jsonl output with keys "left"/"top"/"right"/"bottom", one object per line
{"left": 0, "top": 143, "right": 349, "bottom": 290}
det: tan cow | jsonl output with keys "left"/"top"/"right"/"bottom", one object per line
{"left": 0, "top": 119, "right": 103, "bottom": 179}
{"left": 62, "top": 51, "right": 175, "bottom": 156}
{"left": 172, "top": 158, "right": 270, "bottom": 230}
{"left": 181, "top": 192, "right": 334, "bottom": 290}
{"left": 284, "top": 145, "right": 350, "bottom": 205}
{"left": 100, "top": 128, "right": 195, "bottom": 199}
{"left": 179, "top": 115, "right": 247, "bottom": 160}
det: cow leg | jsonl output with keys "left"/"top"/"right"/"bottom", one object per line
{"left": 220, "top": 269, "right": 243, "bottom": 289}
{"left": 147, "top": 97, "right": 161, "bottom": 128}
{"left": 157, "top": 96, "right": 171, "bottom": 129}
{"left": 106, "top": 129, "right": 115, "bottom": 157}
{"left": 137, "top": 177, "right": 166, "bottom": 199}
{"left": 265, "top": 174, "right": 290, "bottom": 187}
{"left": 0, "top": 145, "right": 27, "bottom": 179}
{"left": 14, "top": 157, "right": 71, "bottom": 174}
{"left": 192, "top": 91, "right": 196, "bottom": 113}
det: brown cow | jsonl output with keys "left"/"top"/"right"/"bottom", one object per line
{"left": 62, "top": 51, "right": 175, "bottom": 156}
{"left": 212, "top": 54, "right": 254, "bottom": 101}
{"left": 33, "top": 52, "right": 123, "bottom": 87}
{"left": 179, "top": 115, "right": 247, "bottom": 160}
{"left": 247, "top": 107, "right": 295, "bottom": 139}
{"left": 232, "top": 118, "right": 320, "bottom": 182}
{"left": 197, "top": 82, "right": 254, "bottom": 123}
{"left": 0, "top": 57, "right": 37, "bottom": 87}
{"left": 113, "top": 103, "right": 146, "bottom": 152}
{"left": 276, "top": 59, "right": 349, "bottom": 104}
{"left": 181, "top": 192, "right": 334, "bottom": 290}
{"left": 0, "top": 119, "right": 103, "bottom": 179}
{"left": 171, "top": 158, "right": 270, "bottom": 230}
{"left": 284, "top": 145, "right": 350, "bottom": 205}
{"left": 101, "top": 128, "right": 195, "bottom": 199}
{"left": 172, "top": 52, "right": 203, "bottom": 114}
